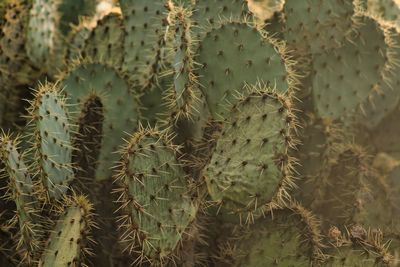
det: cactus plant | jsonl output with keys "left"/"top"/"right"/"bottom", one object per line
{"left": 1, "top": 0, "right": 400, "bottom": 266}
{"left": 214, "top": 204, "right": 323, "bottom": 266}
{"left": 38, "top": 194, "right": 95, "bottom": 267}
{"left": 113, "top": 127, "right": 198, "bottom": 265}
{"left": 204, "top": 85, "right": 297, "bottom": 218}
{"left": 26, "top": 82, "right": 75, "bottom": 201}
{"left": 0, "top": 134, "right": 40, "bottom": 265}
{"left": 59, "top": 61, "right": 141, "bottom": 181}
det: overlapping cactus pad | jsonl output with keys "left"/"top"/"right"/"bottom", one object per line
{"left": 0, "top": 0, "right": 400, "bottom": 266}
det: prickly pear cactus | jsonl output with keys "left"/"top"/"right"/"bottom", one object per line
{"left": 215, "top": 204, "right": 323, "bottom": 266}
{"left": 81, "top": 12, "right": 125, "bottom": 68}
{"left": 114, "top": 127, "right": 198, "bottom": 265}
{"left": 0, "top": 0, "right": 40, "bottom": 87}
{"left": 312, "top": 15, "right": 396, "bottom": 123}
{"left": 1, "top": 0, "right": 400, "bottom": 266}
{"left": 283, "top": 0, "right": 359, "bottom": 55}
{"left": 205, "top": 86, "right": 297, "bottom": 216}
{"left": 59, "top": 61, "right": 141, "bottom": 181}
{"left": 0, "top": 134, "right": 40, "bottom": 265}
{"left": 165, "top": 6, "right": 210, "bottom": 144}
{"left": 367, "top": 0, "right": 400, "bottom": 30}
{"left": 26, "top": 0, "right": 96, "bottom": 73}
{"left": 191, "top": 0, "right": 250, "bottom": 40}
{"left": 27, "top": 82, "right": 75, "bottom": 201}
{"left": 38, "top": 194, "right": 95, "bottom": 267}
{"left": 196, "top": 21, "right": 296, "bottom": 119}
{"left": 119, "top": 0, "right": 169, "bottom": 89}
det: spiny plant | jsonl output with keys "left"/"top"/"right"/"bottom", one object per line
{"left": 1, "top": 0, "right": 400, "bottom": 266}
{"left": 204, "top": 85, "right": 298, "bottom": 221}
{"left": 213, "top": 203, "right": 324, "bottom": 266}
{"left": 113, "top": 127, "right": 199, "bottom": 266}
{"left": 0, "top": 82, "right": 95, "bottom": 266}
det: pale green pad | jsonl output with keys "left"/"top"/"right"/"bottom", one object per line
{"left": 39, "top": 197, "right": 92, "bottom": 266}
{"left": 367, "top": 0, "right": 400, "bottom": 29}
{"left": 60, "top": 63, "right": 140, "bottom": 181}
{"left": 356, "top": 28, "right": 400, "bottom": 129}
{"left": 312, "top": 16, "right": 389, "bottom": 120}
{"left": 205, "top": 91, "right": 294, "bottom": 212}
{"left": 192, "top": 0, "right": 250, "bottom": 40}
{"left": 283, "top": 0, "right": 356, "bottom": 54}
{"left": 33, "top": 87, "right": 74, "bottom": 200}
{"left": 117, "top": 130, "right": 197, "bottom": 262}
{"left": 0, "top": 135, "right": 39, "bottom": 259}
{"left": 26, "top": 0, "right": 61, "bottom": 68}
{"left": 223, "top": 206, "right": 319, "bottom": 267}
{"left": 196, "top": 22, "right": 290, "bottom": 119}
{"left": 83, "top": 13, "right": 125, "bottom": 68}
{"left": 120, "top": 0, "right": 168, "bottom": 88}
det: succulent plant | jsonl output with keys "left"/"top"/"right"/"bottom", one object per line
{"left": 1, "top": 0, "right": 400, "bottom": 266}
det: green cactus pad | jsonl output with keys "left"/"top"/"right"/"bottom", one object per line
{"left": 120, "top": 0, "right": 169, "bottom": 89}
{"left": 283, "top": 0, "right": 358, "bottom": 55}
{"left": 0, "top": 1, "right": 38, "bottom": 128}
{"left": 355, "top": 28, "right": 400, "bottom": 129}
{"left": 166, "top": 6, "right": 210, "bottom": 143}
{"left": 0, "top": 0, "right": 41, "bottom": 86}
{"left": 0, "top": 134, "right": 40, "bottom": 264}
{"left": 26, "top": 0, "right": 96, "bottom": 73}
{"left": 28, "top": 82, "right": 75, "bottom": 201}
{"left": 39, "top": 194, "right": 95, "bottom": 267}
{"left": 204, "top": 87, "right": 297, "bottom": 215}
{"left": 66, "top": 16, "right": 97, "bottom": 62}
{"left": 312, "top": 15, "right": 395, "bottom": 121}
{"left": 196, "top": 21, "right": 295, "bottom": 119}
{"left": 192, "top": 0, "right": 250, "bottom": 40}
{"left": 216, "top": 205, "right": 323, "bottom": 266}
{"left": 59, "top": 62, "right": 140, "bottom": 181}
{"left": 82, "top": 12, "right": 125, "bottom": 68}
{"left": 26, "top": 0, "right": 63, "bottom": 72}
{"left": 169, "top": 7, "right": 200, "bottom": 118}
{"left": 114, "top": 127, "right": 198, "bottom": 265}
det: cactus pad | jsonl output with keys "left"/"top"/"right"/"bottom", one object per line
{"left": 119, "top": 0, "right": 169, "bottom": 89}
{"left": 196, "top": 22, "right": 295, "bottom": 119}
{"left": 0, "top": 134, "right": 39, "bottom": 264}
{"left": 0, "top": 0, "right": 40, "bottom": 86}
{"left": 82, "top": 12, "right": 124, "bottom": 68}
{"left": 324, "top": 225, "right": 394, "bottom": 266}
{"left": 59, "top": 62, "right": 141, "bottom": 181}
{"left": 283, "top": 0, "right": 357, "bottom": 55}
{"left": 192, "top": 0, "right": 250, "bottom": 40}
{"left": 114, "top": 127, "right": 198, "bottom": 265}
{"left": 216, "top": 205, "right": 322, "bottom": 266}
{"left": 205, "top": 87, "right": 297, "bottom": 215}
{"left": 312, "top": 15, "right": 395, "bottom": 122}
{"left": 39, "top": 194, "right": 95, "bottom": 267}
{"left": 28, "top": 82, "right": 75, "bottom": 200}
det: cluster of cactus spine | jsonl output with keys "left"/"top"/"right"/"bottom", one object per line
{"left": 1, "top": 0, "right": 400, "bottom": 266}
